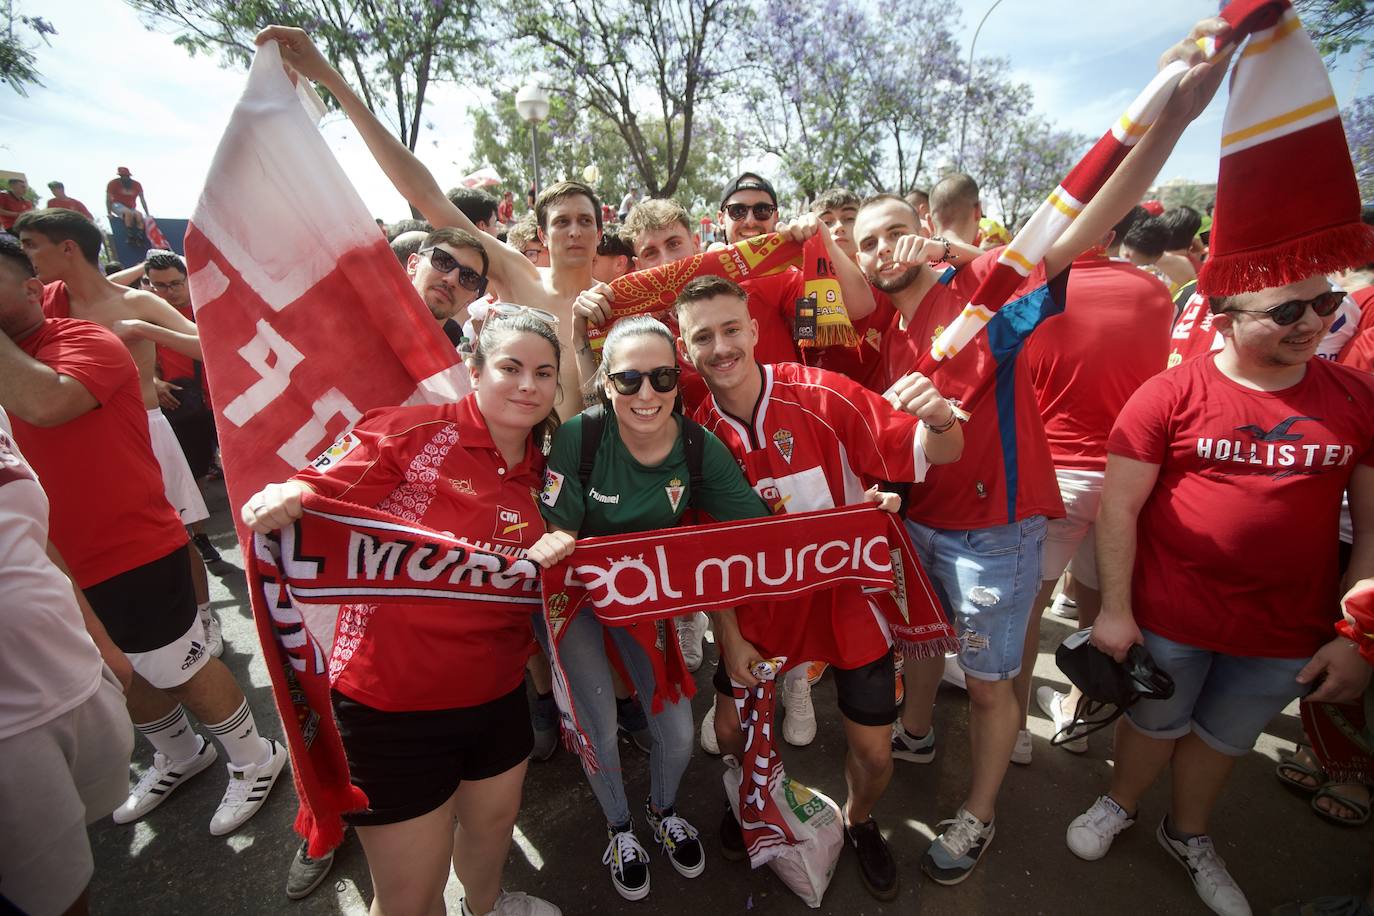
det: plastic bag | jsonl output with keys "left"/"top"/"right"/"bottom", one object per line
{"left": 722, "top": 755, "right": 843, "bottom": 908}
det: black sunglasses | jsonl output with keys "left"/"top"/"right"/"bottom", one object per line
{"left": 723, "top": 203, "right": 777, "bottom": 222}
{"left": 421, "top": 246, "right": 487, "bottom": 293}
{"left": 608, "top": 366, "right": 681, "bottom": 396}
{"left": 1225, "top": 290, "right": 1344, "bottom": 326}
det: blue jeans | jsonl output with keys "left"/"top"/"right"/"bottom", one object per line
{"left": 1124, "top": 629, "right": 1311, "bottom": 756}
{"left": 532, "top": 611, "right": 694, "bottom": 826}
{"left": 904, "top": 515, "right": 1048, "bottom": 681}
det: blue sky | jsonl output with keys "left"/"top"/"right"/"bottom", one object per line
{"left": 2, "top": 0, "right": 1368, "bottom": 222}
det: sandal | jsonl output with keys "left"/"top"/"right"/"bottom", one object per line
{"left": 1312, "top": 784, "right": 1372, "bottom": 827}
{"left": 1276, "top": 746, "right": 1327, "bottom": 795}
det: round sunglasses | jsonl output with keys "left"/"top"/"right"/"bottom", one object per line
{"left": 722, "top": 203, "right": 777, "bottom": 222}
{"left": 607, "top": 366, "right": 681, "bottom": 396}
{"left": 421, "top": 246, "right": 487, "bottom": 293}
{"left": 1224, "top": 290, "right": 1344, "bottom": 326}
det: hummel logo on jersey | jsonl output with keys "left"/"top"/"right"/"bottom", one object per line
{"left": 589, "top": 488, "right": 620, "bottom": 504}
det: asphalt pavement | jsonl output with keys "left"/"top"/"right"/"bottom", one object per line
{"left": 85, "top": 480, "right": 1368, "bottom": 915}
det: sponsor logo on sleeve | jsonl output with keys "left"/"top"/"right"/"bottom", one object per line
{"left": 310, "top": 432, "right": 359, "bottom": 471}
{"left": 541, "top": 469, "right": 564, "bottom": 507}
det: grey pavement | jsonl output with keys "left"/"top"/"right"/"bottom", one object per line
{"left": 87, "top": 480, "right": 1366, "bottom": 915}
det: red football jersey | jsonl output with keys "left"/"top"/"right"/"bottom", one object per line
{"left": 294, "top": 395, "right": 545, "bottom": 711}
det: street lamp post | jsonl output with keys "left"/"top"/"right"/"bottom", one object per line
{"left": 515, "top": 78, "right": 552, "bottom": 197}
{"left": 956, "top": 0, "right": 1006, "bottom": 172}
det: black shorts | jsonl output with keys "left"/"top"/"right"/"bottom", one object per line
{"left": 332, "top": 684, "right": 534, "bottom": 827}
{"left": 83, "top": 545, "right": 197, "bottom": 654}
{"left": 170, "top": 412, "right": 218, "bottom": 480}
{"left": 713, "top": 649, "right": 898, "bottom": 727}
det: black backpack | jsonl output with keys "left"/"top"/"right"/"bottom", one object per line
{"left": 577, "top": 402, "right": 707, "bottom": 511}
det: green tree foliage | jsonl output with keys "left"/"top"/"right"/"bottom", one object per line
{"left": 1, "top": 6, "right": 56, "bottom": 96}
{"left": 1346, "top": 96, "right": 1374, "bottom": 201}
{"left": 124, "top": 0, "right": 482, "bottom": 152}
{"left": 1294, "top": 0, "right": 1371, "bottom": 63}
{"left": 505, "top": 0, "right": 751, "bottom": 198}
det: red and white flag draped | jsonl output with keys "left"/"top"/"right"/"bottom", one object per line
{"left": 919, "top": 0, "right": 1288, "bottom": 378}
{"left": 184, "top": 41, "right": 469, "bottom": 855}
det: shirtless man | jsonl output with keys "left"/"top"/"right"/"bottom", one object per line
{"left": 255, "top": 26, "right": 597, "bottom": 419}
{"left": 13, "top": 209, "right": 220, "bottom": 651}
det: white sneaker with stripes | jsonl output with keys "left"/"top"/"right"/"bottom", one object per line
{"left": 210, "top": 737, "right": 288, "bottom": 835}
{"left": 113, "top": 735, "right": 218, "bottom": 824}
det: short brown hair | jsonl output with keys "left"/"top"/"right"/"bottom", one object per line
{"left": 534, "top": 181, "right": 602, "bottom": 232}
{"left": 673, "top": 275, "right": 748, "bottom": 319}
{"left": 14, "top": 208, "right": 103, "bottom": 266}
{"left": 811, "top": 188, "right": 860, "bottom": 216}
{"left": 622, "top": 199, "right": 691, "bottom": 250}
{"left": 424, "top": 227, "right": 488, "bottom": 276}
{"left": 929, "top": 173, "right": 980, "bottom": 231}
{"left": 507, "top": 214, "right": 540, "bottom": 251}
{"left": 857, "top": 192, "right": 920, "bottom": 224}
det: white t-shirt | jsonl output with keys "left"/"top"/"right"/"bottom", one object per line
{"left": 0, "top": 406, "right": 105, "bottom": 740}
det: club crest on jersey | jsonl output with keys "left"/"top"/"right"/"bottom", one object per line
{"left": 311, "top": 432, "right": 359, "bottom": 470}
{"left": 772, "top": 428, "right": 795, "bottom": 463}
{"left": 665, "top": 477, "right": 685, "bottom": 513}
{"left": 493, "top": 506, "right": 528, "bottom": 543}
{"left": 864, "top": 327, "right": 881, "bottom": 351}
{"left": 540, "top": 469, "right": 564, "bottom": 507}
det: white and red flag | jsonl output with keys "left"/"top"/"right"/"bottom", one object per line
{"left": 184, "top": 41, "right": 468, "bottom": 855}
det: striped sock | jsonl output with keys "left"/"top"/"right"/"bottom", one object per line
{"left": 136, "top": 705, "right": 204, "bottom": 763}
{"left": 206, "top": 700, "right": 268, "bottom": 767}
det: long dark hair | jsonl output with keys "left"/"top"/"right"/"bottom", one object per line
{"left": 468, "top": 313, "right": 562, "bottom": 452}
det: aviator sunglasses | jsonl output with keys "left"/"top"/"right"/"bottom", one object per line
{"left": 1224, "top": 290, "right": 1344, "bottom": 326}
{"left": 421, "top": 246, "right": 487, "bottom": 294}
{"left": 607, "top": 366, "right": 682, "bottom": 395}
{"left": 722, "top": 202, "right": 777, "bottom": 222}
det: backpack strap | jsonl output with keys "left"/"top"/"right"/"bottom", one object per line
{"left": 680, "top": 415, "right": 707, "bottom": 508}
{"left": 578, "top": 402, "right": 606, "bottom": 491}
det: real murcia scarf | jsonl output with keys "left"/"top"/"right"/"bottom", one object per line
{"left": 921, "top": 0, "right": 1329, "bottom": 377}
{"left": 255, "top": 494, "right": 951, "bottom": 857}
{"left": 584, "top": 233, "right": 857, "bottom": 358}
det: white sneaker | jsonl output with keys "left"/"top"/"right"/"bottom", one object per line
{"left": 1066, "top": 795, "right": 1135, "bottom": 861}
{"left": 1157, "top": 821, "right": 1252, "bottom": 916}
{"left": 676, "top": 612, "right": 708, "bottom": 672}
{"left": 1037, "top": 686, "right": 1088, "bottom": 753}
{"left": 1049, "top": 593, "right": 1079, "bottom": 620}
{"left": 201, "top": 606, "right": 224, "bottom": 658}
{"left": 210, "top": 737, "right": 288, "bottom": 835}
{"left": 699, "top": 703, "right": 720, "bottom": 756}
{"left": 941, "top": 656, "right": 967, "bottom": 690}
{"left": 781, "top": 675, "right": 816, "bottom": 746}
{"left": 1011, "top": 728, "right": 1032, "bottom": 765}
{"left": 462, "top": 890, "right": 562, "bottom": 916}
{"left": 112, "top": 736, "right": 218, "bottom": 824}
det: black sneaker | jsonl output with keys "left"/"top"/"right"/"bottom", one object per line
{"left": 192, "top": 532, "right": 222, "bottom": 564}
{"left": 285, "top": 836, "right": 338, "bottom": 900}
{"left": 645, "top": 802, "right": 705, "bottom": 878}
{"left": 718, "top": 806, "right": 746, "bottom": 862}
{"left": 602, "top": 822, "right": 650, "bottom": 901}
{"left": 847, "top": 817, "right": 899, "bottom": 901}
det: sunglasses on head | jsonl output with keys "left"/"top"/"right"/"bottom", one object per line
{"left": 608, "top": 366, "right": 681, "bottom": 396}
{"left": 486, "top": 302, "right": 559, "bottom": 326}
{"left": 421, "top": 246, "right": 487, "bottom": 293}
{"left": 723, "top": 203, "right": 777, "bottom": 222}
{"left": 1224, "top": 289, "right": 1344, "bottom": 326}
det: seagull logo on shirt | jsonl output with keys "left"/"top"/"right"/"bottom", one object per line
{"left": 1235, "top": 416, "right": 1320, "bottom": 442}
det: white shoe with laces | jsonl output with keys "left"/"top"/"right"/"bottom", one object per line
{"left": 781, "top": 675, "right": 816, "bottom": 746}
{"left": 1066, "top": 795, "right": 1135, "bottom": 861}
{"left": 1011, "top": 728, "right": 1032, "bottom": 765}
{"left": 675, "top": 612, "right": 708, "bottom": 672}
{"left": 699, "top": 703, "right": 720, "bottom": 755}
{"left": 1156, "top": 820, "right": 1252, "bottom": 916}
{"left": 1037, "top": 685, "right": 1089, "bottom": 753}
{"left": 209, "top": 737, "right": 288, "bottom": 835}
{"left": 112, "top": 736, "right": 218, "bottom": 824}
{"left": 461, "top": 890, "right": 562, "bottom": 916}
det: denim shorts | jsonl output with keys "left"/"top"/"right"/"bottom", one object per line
{"left": 1124, "top": 629, "right": 1311, "bottom": 756}
{"left": 904, "top": 515, "right": 1047, "bottom": 681}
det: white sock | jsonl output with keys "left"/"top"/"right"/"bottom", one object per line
{"left": 136, "top": 705, "right": 204, "bottom": 763}
{"left": 206, "top": 700, "right": 269, "bottom": 767}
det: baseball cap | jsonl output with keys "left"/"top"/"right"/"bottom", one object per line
{"left": 117, "top": 166, "right": 132, "bottom": 177}
{"left": 720, "top": 172, "right": 776, "bottom": 209}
